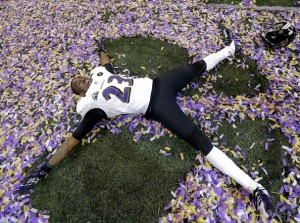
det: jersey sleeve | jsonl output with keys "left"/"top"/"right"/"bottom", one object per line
{"left": 72, "top": 108, "right": 107, "bottom": 140}
{"left": 76, "top": 97, "right": 98, "bottom": 118}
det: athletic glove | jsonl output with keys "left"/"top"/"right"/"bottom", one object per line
{"left": 19, "top": 169, "right": 48, "bottom": 193}
{"left": 94, "top": 38, "right": 106, "bottom": 53}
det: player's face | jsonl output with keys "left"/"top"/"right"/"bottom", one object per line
{"left": 71, "top": 76, "right": 92, "bottom": 96}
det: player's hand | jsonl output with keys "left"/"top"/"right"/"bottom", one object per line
{"left": 19, "top": 169, "right": 48, "bottom": 193}
{"left": 94, "top": 38, "right": 105, "bottom": 53}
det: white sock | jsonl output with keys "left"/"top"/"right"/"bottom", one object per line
{"left": 203, "top": 43, "right": 235, "bottom": 71}
{"left": 205, "top": 146, "right": 258, "bottom": 193}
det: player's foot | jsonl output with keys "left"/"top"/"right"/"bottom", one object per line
{"left": 252, "top": 185, "right": 277, "bottom": 220}
{"left": 223, "top": 28, "right": 241, "bottom": 54}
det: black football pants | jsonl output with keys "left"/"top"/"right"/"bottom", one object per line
{"left": 145, "top": 60, "right": 213, "bottom": 155}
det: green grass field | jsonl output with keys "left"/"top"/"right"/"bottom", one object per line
{"left": 31, "top": 35, "right": 289, "bottom": 222}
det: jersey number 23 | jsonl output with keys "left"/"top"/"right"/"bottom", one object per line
{"left": 102, "top": 75, "right": 133, "bottom": 103}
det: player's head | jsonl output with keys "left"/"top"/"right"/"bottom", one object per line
{"left": 70, "top": 76, "right": 92, "bottom": 96}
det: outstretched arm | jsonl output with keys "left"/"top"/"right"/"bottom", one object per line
{"left": 19, "top": 137, "right": 81, "bottom": 193}
{"left": 47, "top": 108, "right": 107, "bottom": 168}
{"left": 19, "top": 108, "right": 107, "bottom": 193}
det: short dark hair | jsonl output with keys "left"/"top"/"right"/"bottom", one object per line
{"left": 70, "top": 79, "right": 80, "bottom": 95}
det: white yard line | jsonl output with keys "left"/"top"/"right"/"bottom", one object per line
{"left": 207, "top": 3, "right": 299, "bottom": 12}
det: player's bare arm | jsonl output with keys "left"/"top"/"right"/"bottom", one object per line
{"left": 47, "top": 136, "right": 80, "bottom": 166}
{"left": 100, "top": 51, "right": 111, "bottom": 65}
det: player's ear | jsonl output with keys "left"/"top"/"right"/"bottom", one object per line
{"left": 70, "top": 78, "right": 80, "bottom": 95}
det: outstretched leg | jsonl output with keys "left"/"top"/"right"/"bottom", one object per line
{"left": 203, "top": 28, "right": 239, "bottom": 71}
{"left": 152, "top": 96, "right": 276, "bottom": 219}
{"left": 152, "top": 97, "right": 266, "bottom": 198}
{"left": 206, "top": 147, "right": 276, "bottom": 219}
{"left": 202, "top": 42, "right": 235, "bottom": 71}
{"left": 158, "top": 43, "right": 235, "bottom": 95}
{"left": 151, "top": 29, "right": 276, "bottom": 219}
{"left": 158, "top": 29, "right": 239, "bottom": 94}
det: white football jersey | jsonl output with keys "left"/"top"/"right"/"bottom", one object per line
{"left": 76, "top": 66, "right": 153, "bottom": 118}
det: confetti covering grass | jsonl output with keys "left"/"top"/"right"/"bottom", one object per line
{"left": 0, "top": 0, "right": 299, "bottom": 222}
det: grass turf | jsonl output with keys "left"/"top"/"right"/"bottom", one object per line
{"left": 31, "top": 36, "right": 288, "bottom": 222}
{"left": 32, "top": 128, "right": 196, "bottom": 222}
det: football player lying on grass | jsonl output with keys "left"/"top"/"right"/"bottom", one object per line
{"left": 20, "top": 29, "right": 277, "bottom": 220}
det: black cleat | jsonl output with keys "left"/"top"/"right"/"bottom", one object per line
{"left": 223, "top": 28, "right": 242, "bottom": 54}
{"left": 19, "top": 170, "right": 48, "bottom": 193}
{"left": 253, "top": 185, "right": 277, "bottom": 220}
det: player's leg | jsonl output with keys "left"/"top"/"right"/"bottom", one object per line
{"left": 151, "top": 97, "right": 276, "bottom": 219}
{"left": 158, "top": 64, "right": 202, "bottom": 95}
{"left": 203, "top": 29, "right": 240, "bottom": 71}
{"left": 151, "top": 97, "right": 258, "bottom": 190}
{"left": 202, "top": 42, "right": 235, "bottom": 71}
{"left": 151, "top": 95, "right": 212, "bottom": 155}
{"left": 158, "top": 29, "right": 239, "bottom": 94}
{"left": 205, "top": 147, "right": 276, "bottom": 219}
